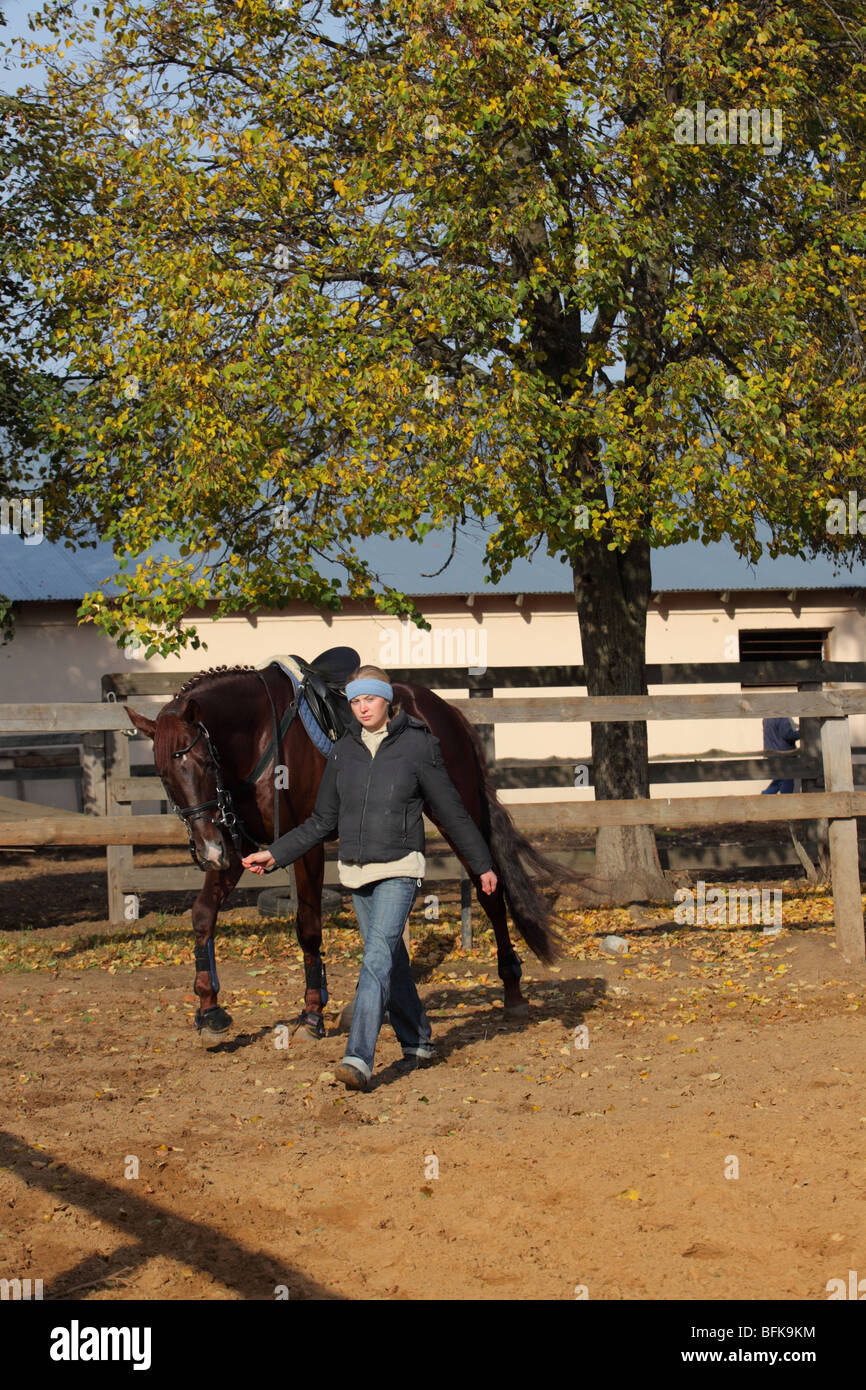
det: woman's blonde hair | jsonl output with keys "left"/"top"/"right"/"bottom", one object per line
{"left": 349, "top": 663, "right": 399, "bottom": 715}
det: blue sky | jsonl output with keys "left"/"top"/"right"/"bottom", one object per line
{"left": 1, "top": 2, "right": 58, "bottom": 93}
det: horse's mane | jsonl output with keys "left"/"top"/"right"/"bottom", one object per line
{"left": 154, "top": 664, "right": 261, "bottom": 763}
{"left": 173, "top": 663, "right": 259, "bottom": 700}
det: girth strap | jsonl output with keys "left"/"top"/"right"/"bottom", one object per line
{"left": 245, "top": 694, "right": 298, "bottom": 786}
{"left": 244, "top": 670, "right": 298, "bottom": 842}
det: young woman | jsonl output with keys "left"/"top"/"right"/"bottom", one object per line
{"left": 242, "top": 664, "right": 497, "bottom": 1091}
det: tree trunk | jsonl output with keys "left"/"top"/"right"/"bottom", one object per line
{"left": 573, "top": 534, "right": 672, "bottom": 904}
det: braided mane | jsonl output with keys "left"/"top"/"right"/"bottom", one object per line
{"left": 173, "top": 663, "right": 259, "bottom": 699}
{"left": 154, "top": 664, "right": 266, "bottom": 764}
{"left": 158, "top": 664, "right": 263, "bottom": 728}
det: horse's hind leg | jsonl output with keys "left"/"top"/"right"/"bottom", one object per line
{"left": 291, "top": 847, "right": 328, "bottom": 1042}
{"left": 475, "top": 878, "right": 529, "bottom": 1016}
{"left": 191, "top": 861, "right": 243, "bottom": 1042}
{"left": 427, "top": 805, "right": 530, "bottom": 1016}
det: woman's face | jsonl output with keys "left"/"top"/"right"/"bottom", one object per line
{"left": 350, "top": 693, "right": 389, "bottom": 732}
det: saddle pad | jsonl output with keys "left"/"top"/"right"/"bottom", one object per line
{"left": 257, "top": 654, "right": 306, "bottom": 684}
{"left": 256, "top": 656, "right": 337, "bottom": 757}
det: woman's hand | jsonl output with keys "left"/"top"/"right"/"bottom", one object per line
{"left": 479, "top": 869, "right": 497, "bottom": 895}
{"left": 242, "top": 849, "right": 276, "bottom": 875}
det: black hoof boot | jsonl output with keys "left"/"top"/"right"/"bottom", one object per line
{"left": 194, "top": 1005, "right": 233, "bottom": 1044}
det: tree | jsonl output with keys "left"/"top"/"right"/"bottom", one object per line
{"left": 10, "top": 0, "right": 866, "bottom": 898}
{"left": 0, "top": 9, "right": 106, "bottom": 641}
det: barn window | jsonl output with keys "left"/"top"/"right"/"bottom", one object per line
{"left": 738, "top": 629, "right": 829, "bottom": 663}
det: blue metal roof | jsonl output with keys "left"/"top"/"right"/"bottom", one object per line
{"left": 1, "top": 525, "right": 864, "bottom": 602}
{"left": 313, "top": 527, "right": 866, "bottom": 595}
{"left": 0, "top": 534, "right": 127, "bottom": 601}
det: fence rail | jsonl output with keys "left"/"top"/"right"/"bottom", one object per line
{"left": 3, "top": 687, "right": 865, "bottom": 733}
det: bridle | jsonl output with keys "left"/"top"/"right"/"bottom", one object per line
{"left": 170, "top": 721, "right": 254, "bottom": 867}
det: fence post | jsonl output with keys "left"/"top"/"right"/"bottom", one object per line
{"left": 473, "top": 679, "right": 495, "bottom": 769}
{"left": 820, "top": 716, "right": 865, "bottom": 965}
{"left": 460, "top": 866, "right": 473, "bottom": 950}
{"left": 103, "top": 685, "right": 134, "bottom": 926}
{"left": 799, "top": 679, "right": 830, "bottom": 878}
{"left": 80, "top": 732, "right": 107, "bottom": 815}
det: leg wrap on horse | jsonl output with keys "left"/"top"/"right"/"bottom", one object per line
{"left": 304, "top": 956, "right": 328, "bottom": 1005}
{"left": 194, "top": 940, "right": 220, "bottom": 994}
{"left": 497, "top": 945, "right": 522, "bottom": 982}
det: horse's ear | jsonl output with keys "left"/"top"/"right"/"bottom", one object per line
{"left": 180, "top": 697, "right": 200, "bottom": 725}
{"left": 124, "top": 705, "right": 156, "bottom": 740}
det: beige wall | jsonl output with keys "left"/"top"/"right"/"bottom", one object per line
{"left": 2, "top": 589, "right": 864, "bottom": 808}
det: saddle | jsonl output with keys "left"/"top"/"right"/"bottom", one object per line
{"left": 288, "top": 646, "right": 359, "bottom": 742}
{"left": 242, "top": 649, "right": 361, "bottom": 839}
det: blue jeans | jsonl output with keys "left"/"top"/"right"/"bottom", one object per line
{"left": 342, "top": 876, "right": 433, "bottom": 1080}
{"left": 763, "top": 779, "right": 794, "bottom": 794}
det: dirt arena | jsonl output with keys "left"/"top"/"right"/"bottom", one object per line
{"left": 1, "top": 844, "right": 864, "bottom": 1301}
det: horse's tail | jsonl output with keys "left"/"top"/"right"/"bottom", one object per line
{"left": 461, "top": 712, "right": 598, "bottom": 966}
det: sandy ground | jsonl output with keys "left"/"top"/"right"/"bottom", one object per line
{"left": 1, "top": 849, "right": 864, "bottom": 1301}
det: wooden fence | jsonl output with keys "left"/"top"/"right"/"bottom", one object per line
{"left": 1, "top": 661, "right": 865, "bottom": 963}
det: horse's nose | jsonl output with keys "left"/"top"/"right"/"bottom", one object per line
{"left": 203, "top": 838, "right": 228, "bottom": 867}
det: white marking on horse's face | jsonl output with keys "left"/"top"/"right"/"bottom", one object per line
{"left": 204, "top": 840, "right": 224, "bottom": 864}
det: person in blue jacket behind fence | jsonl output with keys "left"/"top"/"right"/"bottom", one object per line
{"left": 762, "top": 716, "right": 800, "bottom": 794}
{"left": 242, "top": 664, "right": 497, "bottom": 1092}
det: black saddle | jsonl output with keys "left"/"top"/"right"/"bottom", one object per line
{"left": 290, "top": 646, "right": 360, "bottom": 742}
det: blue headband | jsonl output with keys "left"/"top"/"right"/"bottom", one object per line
{"left": 345, "top": 678, "right": 393, "bottom": 703}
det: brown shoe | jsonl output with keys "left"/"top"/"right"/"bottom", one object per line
{"left": 335, "top": 1061, "right": 369, "bottom": 1092}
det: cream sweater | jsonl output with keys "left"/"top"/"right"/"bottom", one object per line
{"left": 336, "top": 722, "right": 426, "bottom": 888}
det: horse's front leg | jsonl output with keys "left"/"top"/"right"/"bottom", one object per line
{"left": 191, "top": 858, "right": 244, "bottom": 1042}
{"left": 291, "top": 846, "right": 328, "bottom": 1042}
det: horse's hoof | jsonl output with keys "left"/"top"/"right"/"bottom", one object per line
{"left": 291, "top": 1010, "right": 325, "bottom": 1043}
{"left": 194, "top": 1006, "right": 233, "bottom": 1044}
{"left": 504, "top": 1001, "right": 530, "bottom": 1018}
{"left": 292, "top": 1023, "right": 321, "bottom": 1043}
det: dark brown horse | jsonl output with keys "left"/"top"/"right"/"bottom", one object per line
{"left": 125, "top": 660, "right": 586, "bottom": 1044}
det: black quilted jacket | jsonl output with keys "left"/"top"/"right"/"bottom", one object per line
{"left": 267, "top": 709, "right": 494, "bottom": 876}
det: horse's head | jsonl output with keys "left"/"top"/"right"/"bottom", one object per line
{"left": 126, "top": 698, "right": 235, "bottom": 871}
